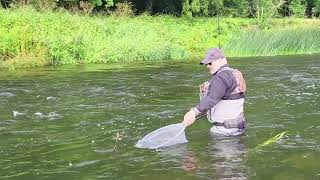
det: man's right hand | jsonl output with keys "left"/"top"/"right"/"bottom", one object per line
{"left": 182, "top": 110, "right": 197, "bottom": 128}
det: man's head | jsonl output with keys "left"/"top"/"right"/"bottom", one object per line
{"left": 200, "top": 48, "right": 227, "bottom": 74}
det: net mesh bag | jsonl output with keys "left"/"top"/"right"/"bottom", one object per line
{"left": 135, "top": 123, "right": 188, "bottom": 149}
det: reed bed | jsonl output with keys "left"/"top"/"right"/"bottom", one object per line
{"left": 224, "top": 27, "right": 320, "bottom": 57}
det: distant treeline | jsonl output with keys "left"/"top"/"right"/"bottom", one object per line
{"left": 1, "top": 0, "right": 320, "bottom": 18}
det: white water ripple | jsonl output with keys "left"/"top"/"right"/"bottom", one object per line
{"left": 0, "top": 92, "right": 15, "bottom": 97}
{"left": 73, "top": 160, "right": 100, "bottom": 168}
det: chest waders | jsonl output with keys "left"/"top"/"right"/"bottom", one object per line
{"left": 200, "top": 67, "right": 246, "bottom": 136}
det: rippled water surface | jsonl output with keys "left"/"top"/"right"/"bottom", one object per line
{"left": 0, "top": 55, "right": 319, "bottom": 179}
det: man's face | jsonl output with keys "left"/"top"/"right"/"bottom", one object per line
{"left": 206, "top": 59, "right": 220, "bottom": 74}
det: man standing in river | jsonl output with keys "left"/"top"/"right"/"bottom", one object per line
{"left": 182, "top": 48, "right": 247, "bottom": 136}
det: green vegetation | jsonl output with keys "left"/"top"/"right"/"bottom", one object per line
{"left": 0, "top": 7, "right": 252, "bottom": 69}
{"left": 254, "top": 131, "right": 288, "bottom": 150}
{"left": 2, "top": 0, "right": 320, "bottom": 18}
{"left": 0, "top": 7, "right": 320, "bottom": 69}
{"left": 224, "top": 21, "right": 320, "bottom": 57}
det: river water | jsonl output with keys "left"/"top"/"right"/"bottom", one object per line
{"left": 0, "top": 55, "right": 319, "bottom": 180}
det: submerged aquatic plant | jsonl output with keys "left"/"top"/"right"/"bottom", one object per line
{"left": 113, "top": 131, "right": 124, "bottom": 152}
{"left": 254, "top": 131, "right": 289, "bottom": 150}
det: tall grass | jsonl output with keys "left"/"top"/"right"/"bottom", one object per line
{"left": 0, "top": 7, "right": 251, "bottom": 69}
{"left": 1, "top": 7, "right": 320, "bottom": 69}
{"left": 224, "top": 26, "right": 320, "bottom": 57}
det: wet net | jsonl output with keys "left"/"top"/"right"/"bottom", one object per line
{"left": 135, "top": 123, "right": 188, "bottom": 149}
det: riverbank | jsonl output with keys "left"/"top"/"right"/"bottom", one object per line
{"left": 1, "top": 7, "right": 320, "bottom": 69}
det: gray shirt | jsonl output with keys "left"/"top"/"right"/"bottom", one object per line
{"left": 195, "top": 64, "right": 244, "bottom": 114}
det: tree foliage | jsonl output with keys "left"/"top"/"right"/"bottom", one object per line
{"left": 312, "top": 0, "right": 320, "bottom": 16}
{"left": 0, "top": 0, "right": 319, "bottom": 17}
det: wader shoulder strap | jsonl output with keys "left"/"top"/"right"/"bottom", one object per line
{"left": 217, "top": 67, "right": 246, "bottom": 94}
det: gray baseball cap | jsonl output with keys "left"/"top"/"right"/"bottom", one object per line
{"left": 200, "top": 48, "right": 225, "bottom": 65}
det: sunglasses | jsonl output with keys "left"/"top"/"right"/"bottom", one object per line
{"left": 206, "top": 62, "right": 212, "bottom": 65}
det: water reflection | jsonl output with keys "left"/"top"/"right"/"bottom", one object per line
{"left": 159, "top": 145, "right": 199, "bottom": 173}
{"left": 158, "top": 144, "right": 199, "bottom": 177}
{"left": 181, "top": 150, "right": 198, "bottom": 173}
{"left": 209, "top": 135, "right": 247, "bottom": 180}
{"left": 158, "top": 135, "right": 247, "bottom": 179}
